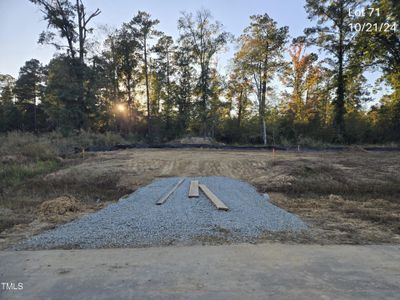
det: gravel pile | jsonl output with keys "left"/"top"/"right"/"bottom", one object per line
{"left": 16, "top": 176, "right": 307, "bottom": 250}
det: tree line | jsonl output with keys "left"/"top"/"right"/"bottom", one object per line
{"left": 0, "top": 0, "right": 399, "bottom": 144}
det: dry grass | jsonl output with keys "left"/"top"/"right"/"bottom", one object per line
{"left": 268, "top": 193, "right": 400, "bottom": 244}
{"left": 0, "top": 132, "right": 132, "bottom": 235}
{"left": 0, "top": 131, "right": 127, "bottom": 157}
{"left": 38, "top": 196, "right": 81, "bottom": 223}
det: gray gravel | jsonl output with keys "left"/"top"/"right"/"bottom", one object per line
{"left": 16, "top": 176, "right": 307, "bottom": 250}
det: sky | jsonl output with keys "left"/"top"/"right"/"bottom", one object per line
{"left": 0, "top": 0, "right": 385, "bottom": 106}
{"left": 0, "top": 0, "right": 308, "bottom": 78}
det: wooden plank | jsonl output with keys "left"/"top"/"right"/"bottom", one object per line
{"left": 198, "top": 184, "right": 229, "bottom": 211}
{"left": 156, "top": 178, "right": 185, "bottom": 205}
{"left": 188, "top": 180, "right": 199, "bottom": 198}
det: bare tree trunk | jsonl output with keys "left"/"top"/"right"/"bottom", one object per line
{"left": 144, "top": 36, "right": 151, "bottom": 136}
{"left": 201, "top": 63, "right": 208, "bottom": 137}
{"left": 334, "top": 2, "right": 346, "bottom": 139}
{"left": 77, "top": 0, "right": 84, "bottom": 64}
{"left": 335, "top": 48, "right": 345, "bottom": 137}
{"left": 262, "top": 119, "right": 267, "bottom": 145}
{"left": 33, "top": 94, "right": 37, "bottom": 133}
{"left": 260, "top": 79, "right": 267, "bottom": 145}
{"left": 166, "top": 49, "right": 171, "bottom": 110}
{"left": 76, "top": 0, "right": 86, "bottom": 129}
{"left": 237, "top": 90, "right": 243, "bottom": 129}
{"left": 127, "top": 75, "right": 133, "bottom": 129}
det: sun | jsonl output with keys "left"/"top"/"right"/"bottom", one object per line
{"left": 116, "top": 103, "right": 125, "bottom": 112}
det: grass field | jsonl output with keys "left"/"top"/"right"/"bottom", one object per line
{"left": 1, "top": 146, "right": 400, "bottom": 248}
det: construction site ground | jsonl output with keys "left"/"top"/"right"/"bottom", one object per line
{"left": 1, "top": 148, "right": 400, "bottom": 249}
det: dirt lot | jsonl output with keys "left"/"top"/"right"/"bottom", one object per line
{"left": 1, "top": 148, "right": 400, "bottom": 248}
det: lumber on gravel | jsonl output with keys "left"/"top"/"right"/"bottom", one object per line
{"left": 199, "top": 184, "right": 229, "bottom": 211}
{"left": 156, "top": 178, "right": 185, "bottom": 205}
{"left": 188, "top": 180, "right": 199, "bottom": 198}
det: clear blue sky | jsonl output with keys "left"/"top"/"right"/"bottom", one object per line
{"left": 0, "top": 0, "right": 308, "bottom": 78}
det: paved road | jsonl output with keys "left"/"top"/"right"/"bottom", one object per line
{"left": 1, "top": 243, "right": 399, "bottom": 299}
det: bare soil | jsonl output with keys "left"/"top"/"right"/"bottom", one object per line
{"left": 1, "top": 148, "right": 400, "bottom": 248}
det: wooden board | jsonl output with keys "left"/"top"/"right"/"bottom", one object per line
{"left": 198, "top": 184, "right": 229, "bottom": 211}
{"left": 156, "top": 178, "right": 185, "bottom": 205}
{"left": 188, "top": 180, "right": 199, "bottom": 198}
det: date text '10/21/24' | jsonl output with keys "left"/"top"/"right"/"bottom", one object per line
{"left": 348, "top": 7, "right": 397, "bottom": 32}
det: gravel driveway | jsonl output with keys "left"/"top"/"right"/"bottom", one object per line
{"left": 16, "top": 176, "right": 307, "bottom": 249}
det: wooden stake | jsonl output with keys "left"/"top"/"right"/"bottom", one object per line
{"left": 156, "top": 178, "right": 185, "bottom": 205}
{"left": 188, "top": 180, "right": 199, "bottom": 198}
{"left": 199, "top": 184, "right": 229, "bottom": 211}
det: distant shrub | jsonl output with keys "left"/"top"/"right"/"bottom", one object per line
{"left": 0, "top": 160, "right": 60, "bottom": 192}
{"left": 70, "top": 131, "right": 124, "bottom": 149}
{"left": 46, "top": 131, "right": 126, "bottom": 155}
{"left": 296, "top": 136, "right": 332, "bottom": 148}
{"left": 0, "top": 132, "right": 57, "bottom": 161}
{"left": 0, "top": 131, "right": 128, "bottom": 158}
{"left": 0, "top": 131, "right": 130, "bottom": 192}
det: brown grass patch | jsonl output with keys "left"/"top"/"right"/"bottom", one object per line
{"left": 268, "top": 192, "right": 400, "bottom": 244}
{"left": 38, "top": 196, "right": 82, "bottom": 223}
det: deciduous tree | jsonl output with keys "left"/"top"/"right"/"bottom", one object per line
{"left": 237, "top": 14, "right": 288, "bottom": 144}
{"left": 178, "top": 9, "right": 232, "bottom": 136}
{"left": 30, "top": 0, "right": 100, "bottom": 130}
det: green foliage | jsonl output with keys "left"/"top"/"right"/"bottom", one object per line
{"left": 29, "top": 0, "right": 101, "bottom": 132}
{"left": 236, "top": 13, "right": 289, "bottom": 144}
{"left": 305, "top": 0, "right": 368, "bottom": 139}
{"left": 178, "top": 9, "right": 232, "bottom": 136}
{"left": 1, "top": 3, "right": 399, "bottom": 145}
{"left": 44, "top": 56, "right": 84, "bottom": 132}
{"left": 0, "top": 160, "right": 60, "bottom": 192}
{"left": 172, "top": 45, "right": 195, "bottom": 135}
{"left": 151, "top": 35, "right": 175, "bottom": 118}
{"left": 14, "top": 59, "right": 46, "bottom": 131}
{"left": 30, "top": 0, "right": 100, "bottom": 62}
{"left": 353, "top": 0, "right": 400, "bottom": 141}
{"left": 0, "top": 75, "right": 21, "bottom": 132}
{"left": 128, "top": 11, "right": 161, "bottom": 135}
{"left": 0, "top": 132, "right": 56, "bottom": 161}
{"left": 0, "top": 131, "right": 127, "bottom": 160}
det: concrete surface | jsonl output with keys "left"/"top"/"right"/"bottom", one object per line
{"left": 1, "top": 243, "right": 399, "bottom": 299}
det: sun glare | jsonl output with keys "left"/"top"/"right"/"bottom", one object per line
{"left": 116, "top": 103, "right": 125, "bottom": 112}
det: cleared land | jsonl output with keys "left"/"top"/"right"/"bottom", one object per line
{"left": 1, "top": 148, "right": 400, "bottom": 248}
